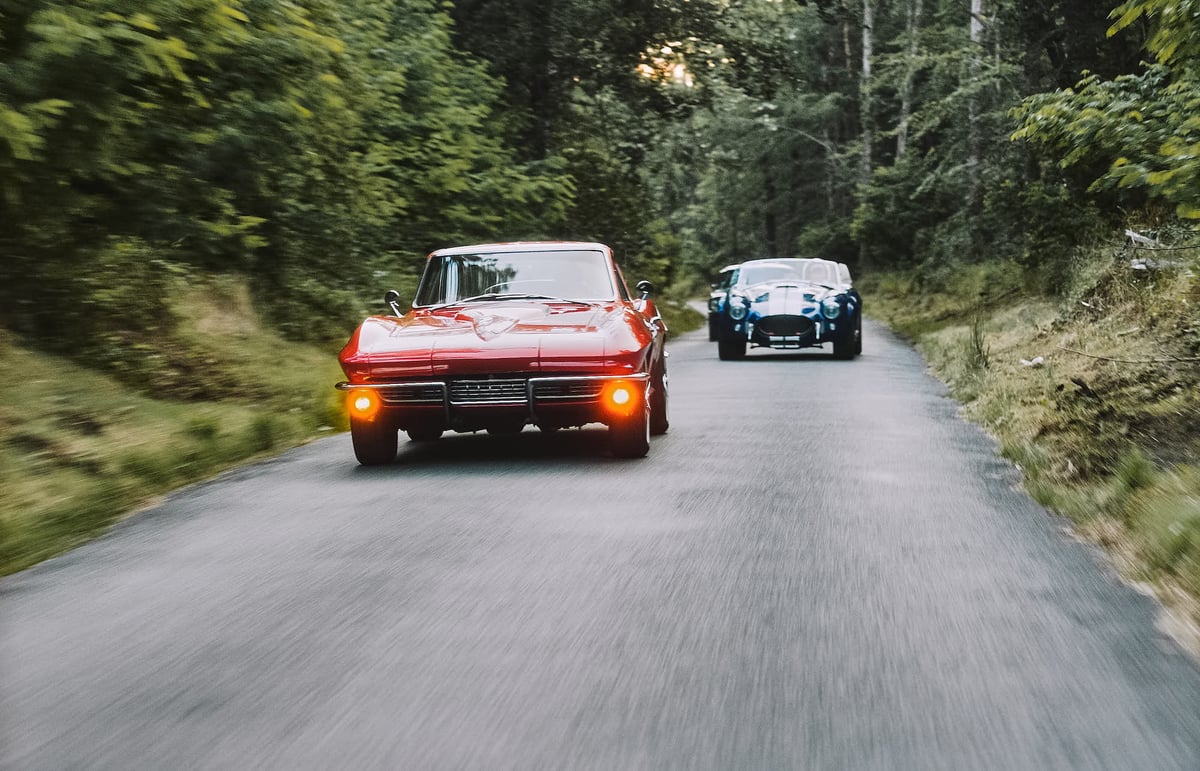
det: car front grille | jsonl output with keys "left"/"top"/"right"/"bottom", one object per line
{"left": 532, "top": 380, "right": 606, "bottom": 401}
{"left": 757, "top": 315, "right": 814, "bottom": 337}
{"left": 379, "top": 384, "right": 445, "bottom": 406}
{"left": 448, "top": 378, "right": 529, "bottom": 405}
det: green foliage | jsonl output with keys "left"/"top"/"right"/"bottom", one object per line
{"left": 1012, "top": 2, "right": 1200, "bottom": 220}
{"left": 1012, "top": 66, "right": 1200, "bottom": 219}
{"left": 1, "top": 0, "right": 578, "bottom": 366}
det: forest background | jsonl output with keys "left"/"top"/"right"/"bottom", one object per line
{"left": 2, "top": 0, "right": 1199, "bottom": 596}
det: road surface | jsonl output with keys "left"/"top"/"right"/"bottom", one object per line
{"left": 4, "top": 319, "right": 1200, "bottom": 770}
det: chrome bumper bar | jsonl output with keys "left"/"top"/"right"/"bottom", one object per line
{"left": 336, "top": 373, "right": 649, "bottom": 414}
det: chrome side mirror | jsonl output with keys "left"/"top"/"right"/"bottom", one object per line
{"left": 384, "top": 289, "right": 403, "bottom": 316}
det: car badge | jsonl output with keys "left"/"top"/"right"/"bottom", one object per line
{"left": 470, "top": 312, "right": 519, "bottom": 341}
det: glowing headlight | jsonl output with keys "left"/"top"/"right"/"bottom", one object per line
{"left": 348, "top": 390, "right": 381, "bottom": 419}
{"left": 729, "top": 296, "right": 748, "bottom": 320}
{"left": 603, "top": 381, "right": 641, "bottom": 416}
{"left": 821, "top": 298, "right": 841, "bottom": 319}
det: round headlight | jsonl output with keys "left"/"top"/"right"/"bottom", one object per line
{"left": 822, "top": 298, "right": 841, "bottom": 319}
{"left": 729, "top": 300, "right": 748, "bottom": 320}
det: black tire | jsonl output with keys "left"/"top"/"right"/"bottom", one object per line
{"left": 351, "top": 417, "right": 397, "bottom": 466}
{"left": 406, "top": 426, "right": 443, "bottom": 442}
{"left": 707, "top": 315, "right": 718, "bottom": 342}
{"left": 610, "top": 404, "right": 650, "bottom": 458}
{"left": 833, "top": 328, "right": 855, "bottom": 360}
{"left": 650, "top": 362, "right": 669, "bottom": 436}
{"left": 717, "top": 335, "right": 746, "bottom": 360}
{"left": 854, "top": 317, "right": 863, "bottom": 355}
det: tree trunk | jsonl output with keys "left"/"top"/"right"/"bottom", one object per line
{"left": 967, "top": 0, "right": 984, "bottom": 201}
{"left": 860, "top": 0, "right": 874, "bottom": 187}
{"left": 896, "top": 0, "right": 923, "bottom": 160}
{"left": 859, "top": 0, "right": 874, "bottom": 267}
{"left": 763, "top": 156, "right": 778, "bottom": 258}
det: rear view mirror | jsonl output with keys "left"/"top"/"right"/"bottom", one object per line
{"left": 635, "top": 280, "right": 655, "bottom": 299}
{"left": 384, "top": 289, "right": 403, "bottom": 316}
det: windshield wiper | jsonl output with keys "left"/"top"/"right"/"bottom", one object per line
{"left": 430, "top": 293, "right": 595, "bottom": 310}
{"left": 505, "top": 293, "right": 596, "bottom": 307}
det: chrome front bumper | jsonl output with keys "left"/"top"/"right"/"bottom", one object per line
{"left": 336, "top": 373, "right": 650, "bottom": 417}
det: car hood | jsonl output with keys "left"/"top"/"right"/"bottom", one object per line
{"left": 340, "top": 301, "right": 651, "bottom": 378}
{"left": 742, "top": 280, "right": 840, "bottom": 316}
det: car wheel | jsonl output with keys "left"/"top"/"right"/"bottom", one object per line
{"left": 707, "top": 315, "right": 718, "bottom": 342}
{"left": 650, "top": 362, "right": 669, "bottom": 436}
{"left": 833, "top": 328, "right": 855, "bottom": 360}
{"left": 610, "top": 403, "right": 650, "bottom": 458}
{"left": 854, "top": 317, "right": 863, "bottom": 356}
{"left": 406, "top": 426, "right": 443, "bottom": 442}
{"left": 717, "top": 336, "right": 746, "bottom": 360}
{"left": 351, "top": 417, "right": 397, "bottom": 466}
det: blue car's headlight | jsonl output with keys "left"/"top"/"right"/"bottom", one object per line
{"left": 729, "top": 294, "right": 749, "bottom": 320}
{"left": 821, "top": 298, "right": 841, "bottom": 319}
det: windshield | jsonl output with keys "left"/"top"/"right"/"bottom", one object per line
{"left": 737, "top": 260, "right": 839, "bottom": 287}
{"left": 738, "top": 263, "right": 803, "bottom": 286}
{"left": 414, "top": 249, "right": 618, "bottom": 306}
{"left": 799, "top": 260, "right": 838, "bottom": 285}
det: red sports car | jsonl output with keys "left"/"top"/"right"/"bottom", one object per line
{"left": 337, "top": 241, "right": 669, "bottom": 465}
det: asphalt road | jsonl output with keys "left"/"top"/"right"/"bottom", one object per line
{"left": 5, "top": 319, "right": 1200, "bottom": 770}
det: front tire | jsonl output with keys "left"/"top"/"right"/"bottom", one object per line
{"left": 610, "top": 404, "right": 650, "bottom": 458}
{"left": 717, "top": 335, "right": 746, "bottom": 360}
{"left": 351, "top": 417, "right": 397, "bottom": 466}
{"left": 833, "top": 328, "right": 855, "bottom": 360}
{"left": 650, "top": 362, "right": 669, "bottom": 436}
{"left": 707, "top": 315, "right": 718, "bottom": 342}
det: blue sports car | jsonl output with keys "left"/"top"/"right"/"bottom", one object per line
{"left": 714, "top": 258, "right": 862, "bottom": 360}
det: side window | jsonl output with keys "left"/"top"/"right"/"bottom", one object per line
{"left": 612, "top": 261, "right": 632, "bottom": 300}
{"left": 718, "top": 270, "right": 734, "bottom": 290}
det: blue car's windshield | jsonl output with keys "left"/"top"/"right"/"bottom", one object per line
{"left": 415, "top": 249, "right": 617, "bottom": 306}
{"left": 738, "top": 263, "right": 803, "bottom": 286}
{"left": 738, "top": 260, "right": 839, "bottom": 287}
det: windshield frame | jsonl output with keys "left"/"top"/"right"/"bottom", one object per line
{"left": 413, "top": 248, "right": 620, "bottom": 308}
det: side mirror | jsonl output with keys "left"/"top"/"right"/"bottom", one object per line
{"left": 635, "top": 280, "right": 655, "bottom": 299}
{"left": 384, "top": 289, "right": 403, "bottom": 316}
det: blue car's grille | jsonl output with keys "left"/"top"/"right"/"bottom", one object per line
{"left": 757, "top": 315, "right": 814, "bottom": 337}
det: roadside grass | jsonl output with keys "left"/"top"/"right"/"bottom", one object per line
{"left": 863, "top": 250, "right": 1200, "bottom": 629}
{"left": 659, "top": 298, "right": 705, "bottom": 336}
{"left": 0, "top": 276, "right": 345, "bottom": 576}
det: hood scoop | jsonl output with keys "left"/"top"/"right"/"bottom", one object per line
{"left": 458, "top": 309, "right": 522, "bottom": 341}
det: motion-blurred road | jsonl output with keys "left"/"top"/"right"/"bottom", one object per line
{"left": 4, "top": 320, "right": 1200, "bottom": 770}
